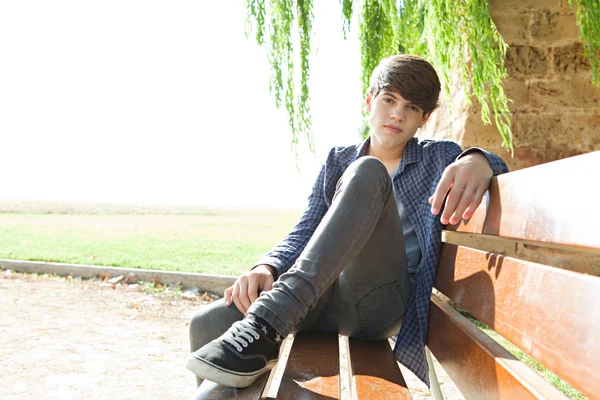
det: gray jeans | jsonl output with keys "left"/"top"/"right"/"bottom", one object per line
{"left": 189, "top": 157, "right": 411, "bottom": 383}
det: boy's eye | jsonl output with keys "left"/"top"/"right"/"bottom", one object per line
{"left": 383, "top": 98, "right": 394, "bottom": 103}
{"left": 407, "top": 105, "right": 420, "bottom": 112}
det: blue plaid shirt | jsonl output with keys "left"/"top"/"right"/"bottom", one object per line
{"left": 258, "top": 137, "right": 508, "bottom": 386}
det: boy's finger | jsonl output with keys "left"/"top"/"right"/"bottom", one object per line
{"left": 224, "top": 286, "right": 233, "bottom": 306}
{"left": 237, "top": 280, "right": 251, "bottom": 311}
{"left": 248, "top": 278, "right": 259, "bottom": 304}
{"left": 431, "top": 172, "right": 453, "bottom": 215}
{"left": 440, "top": 180, "right": 465, "bottom": 224}
{"left": 463, "top": 187, "right": 486, "bottom": 220}
{"left": 450, "top": 189, "right": 474, "bottom": 225}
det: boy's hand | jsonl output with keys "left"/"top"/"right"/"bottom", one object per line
{"left": 429, "top": 152, "right": 493, "bottom": 225}
{"left": 224, "top": 264, "right": 276, "bottom": 316}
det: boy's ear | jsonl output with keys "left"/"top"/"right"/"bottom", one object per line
{"left": 419, "top": 112, "right": 432, "bottom": 128}
{"left": 365, "top": 94, "right": 373, "bottom": 112}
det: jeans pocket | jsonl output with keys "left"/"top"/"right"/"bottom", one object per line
{"left": 354, "top": 279, "right": 407, "bottom": 339}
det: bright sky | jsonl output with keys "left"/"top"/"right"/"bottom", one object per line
{"left": 0, "top": 1, "right": 364, "bottom": 209}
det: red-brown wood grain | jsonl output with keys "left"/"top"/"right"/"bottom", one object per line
{"left": 428, "top": 294, "right": 567, "bottom": 400}
{"left": 448, "top": 151, "right": 600, "bottom": 251}
{"left": 349, "top": 338, "right": 412, "bottom": 400}
{"left": 435, "top": 243, "right": 600, "bottom": 399}
{"left": 276, "top": 333, "right": 341, "bottom": 399}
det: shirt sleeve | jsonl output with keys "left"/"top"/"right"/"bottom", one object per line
{"left": 456, "top": 147, "right": 510, "bottom": 175}
{"left": 253, "top": 150, "right": 332, "bottom": 278}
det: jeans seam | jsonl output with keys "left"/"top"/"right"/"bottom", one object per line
{"left": 354, "top": 278, "right": 406, "bottom": 339}
{"left": 325, "top": 288, "right": 338, "bottom": 332}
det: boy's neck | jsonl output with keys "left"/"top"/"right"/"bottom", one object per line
{"left": 366, "top": 140, "right": 406, "bottom": 173}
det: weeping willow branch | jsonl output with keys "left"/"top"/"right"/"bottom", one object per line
{"left": 570, "top": 0, "right": 600, "bottom": 86}
{"left": 244, "top": 0, "right": 600, "bottom": 156}
{"left": 245, "top": 0, "right": 314, "bottom": 154}
{"left": 416, "top": 0, "right": 513, "bottom": 152}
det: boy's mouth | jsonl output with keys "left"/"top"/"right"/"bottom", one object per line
{"left": 384, "top": 124, "right": 403, "bottom": 133}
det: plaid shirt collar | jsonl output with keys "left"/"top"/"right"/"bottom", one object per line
{"left": 354, "top": 136, "right": 423, "bottom": 176}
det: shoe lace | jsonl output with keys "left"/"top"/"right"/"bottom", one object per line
{"left": 223, "top": 320, "right": 261, "bottom": 353}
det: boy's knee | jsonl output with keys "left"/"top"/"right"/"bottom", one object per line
{"left": 340, "top": 156, "right": 389, "bottom": 192}
{"left": 349, "top": 156, "right": 388, "bottom": 179}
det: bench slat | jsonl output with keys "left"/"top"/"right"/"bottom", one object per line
{"left": 428, "top": 293, "right": 566, "bottom": 400}
{"left": 435, "top": 244, "right": 600, "bottom": 398}
{"left": 276, "top": 333, "right": 340, "bottom": 399}
{"left": 192, "top": 374, "right": 269, "bottom": 400}
{"left": 348, "top": 338, "right": 412, "bottom": 400}
{"left": 448, "top": 151, "right": 600, "bottom": 251}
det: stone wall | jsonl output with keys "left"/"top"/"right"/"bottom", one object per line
{"left": 419, "top": 0, "right": 600, "bottom": 171}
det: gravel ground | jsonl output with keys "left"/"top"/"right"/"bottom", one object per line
{"left": 1, "top": 270, "right": 463, "bottom": 400}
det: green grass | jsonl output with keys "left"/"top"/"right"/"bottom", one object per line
{"left": 0, "top": 211, "right": 300, "bottom": 276}
{"left": 1, "top": 206, "right": 585, "bottom": 398}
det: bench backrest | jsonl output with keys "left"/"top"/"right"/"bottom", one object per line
{"left": 428, "top": 151, "right": 600, "bottom": 399}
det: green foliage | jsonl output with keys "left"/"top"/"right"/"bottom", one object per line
{"left": 245, "top": 0, "right": 314, "bottom": 154}
{"left": 359, "top": 0, "right": 399, "bottom": 94}
{"left": 570, "top": 0, "right": 600, "bottom": 86}
{"left": 418, "top": 0, "right": 513, "bottom": 152}
{"left": 244, "top": 0, "right": 599, "bottom": 154}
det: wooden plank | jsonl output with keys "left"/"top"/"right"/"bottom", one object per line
{"left": 276, "top": 332, "right": 341, "bottom": 399}
{"left": 442, "top": 231, "right": 600, "bottom": 276}
{"left": 261, "top": 334, "right": 295, "bottom": 399}
{"left": 427, "top": 293, "right": 567, "bottom": 400}
{"left": 348, "top": 338, "right": 412, "bottom": 400}
{"left": 447, "top": 151, "right": 600, "bottom": 251}
{"left": 435, "top": 244, "right": 600, "bottom": 399}
{"left": 192, "top": 335, "right": 294, "bottom": 400}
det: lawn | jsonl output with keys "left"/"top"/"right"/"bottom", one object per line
{"left": 0, "top": 209, "right": 300, "bottom": 276}
{"left": 0, "top": 203, "right": 584, "bottom": 399}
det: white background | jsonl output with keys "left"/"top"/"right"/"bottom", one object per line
{"left": 0, "top": 1, "right": 364, "bottom": 209}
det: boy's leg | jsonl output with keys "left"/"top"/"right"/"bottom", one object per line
{"left": 250, "top": 156, "right": 410, "bottom": 338}
{"left": 188, "top": 299, "right": 244, "bottom": 386}
{"left": 296, "top": 187, "right": 411, "bottom": 340}
{"left": 188, "top": 156, "right": 409, "bottom": 386}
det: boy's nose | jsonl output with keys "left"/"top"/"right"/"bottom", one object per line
{"left": 391, "top": 108, "right": 405, "bottom": 122}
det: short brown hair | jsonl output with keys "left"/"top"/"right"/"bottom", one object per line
{"left": 367, "top": 54, "right": 441, "bottom": 115}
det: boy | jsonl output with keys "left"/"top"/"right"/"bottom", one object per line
{"left": 186, "top": 54, "right": 508, "bottom": 388}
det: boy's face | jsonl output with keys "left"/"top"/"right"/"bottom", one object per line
{"left": 365, "top": 90, "right": 430, "bottom": 151}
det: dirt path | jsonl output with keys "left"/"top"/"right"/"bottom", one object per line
{"left": 1, "top": 270, "right": 462, "bottom": 400}
{"left": 1, "top": 271, "right": 202, "bottom": 400}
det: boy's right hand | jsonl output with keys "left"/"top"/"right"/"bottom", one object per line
{"left": 224, "top": 264, "right": 276, "bottom": 316}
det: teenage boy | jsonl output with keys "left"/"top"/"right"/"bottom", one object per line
{"left": 186, "top": 54, "right": 508, "bottom": 388}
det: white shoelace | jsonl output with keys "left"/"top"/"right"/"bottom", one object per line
{"left": 223, "top": 320, "right": 261, "bottom": 352}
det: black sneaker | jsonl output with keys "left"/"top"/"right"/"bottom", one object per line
{"left": 186, "top": 319, "right": 283, "bottom": 388}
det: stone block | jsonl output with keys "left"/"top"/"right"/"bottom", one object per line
{"left": 462, "top": 113, "right": 511, "bottom": 149}
{"left": 503, "top": 78, "right": 529, "bottom": 111}
{"left": 512, "top": 111, "right": 600, "bottom": 148}
{"left": 491, "top": 12, "right": 532, "bottom": 46}
{"left": 553, "top": 43, "right": 592, "bottom": 74}
{"left": 506, "top": 46, "right": 550, "bottom": 78}
{"left": 530, "top": 10, "right": 580, "bottom": 45}
{"left": 528, "top": 74, "right": 600, "bottom": 110}
{"left": 490, "top": 0, "right": 561, "bottom": 12}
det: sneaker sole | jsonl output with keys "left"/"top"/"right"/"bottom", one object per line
{"left": 186, "top": 354, "right": 278, "bottom": 388}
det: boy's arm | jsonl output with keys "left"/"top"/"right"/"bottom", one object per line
{"left": 224, "top": 152, "right": 332, "bottom": 315}
{"left": 429, "top": 146, "right": 508, "bottom": 225}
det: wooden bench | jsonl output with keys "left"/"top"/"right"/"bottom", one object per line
{"left": 192, "top": 151, "right": 600, "bottom": 400}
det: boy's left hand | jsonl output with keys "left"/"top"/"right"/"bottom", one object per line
{"left": 429, "top": 152, "right": 493, "bottom": 225}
